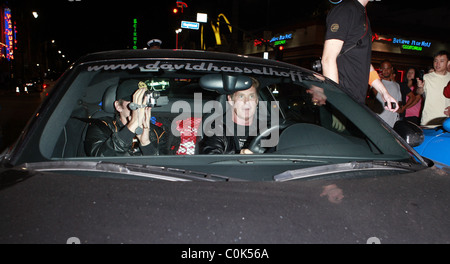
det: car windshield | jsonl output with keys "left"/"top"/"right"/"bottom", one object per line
{"left": 13, "top": 55, "right": 422, "bottom": 181}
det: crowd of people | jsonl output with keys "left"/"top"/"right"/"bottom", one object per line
{"left": 367, "top": 51, "right": 450, "bottom": 128}
{"left": 321, "top": 0, "right": 449, "bottom": 128}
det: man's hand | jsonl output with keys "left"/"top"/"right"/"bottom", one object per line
{"left": 240, "top": 148, "right": 254, "bottom": 154}
{"left": 127, "top": 85, "right": 148, "bottom": 134}
{"left": 383, "top": 95, "right": 399, "bottom": 112}
{"left": 136, "top": 107, "right": 152, "bottom": 146}
{"left": 371, "top": 78, "right": 399, "bottom": 112}
{"left": 416, "top": 78, "right": 425, "bottom": 95}
{"left": 307, "top": 86, "right": 327, "bottom": 106}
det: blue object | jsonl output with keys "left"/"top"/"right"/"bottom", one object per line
{"left": 443, "top": 117, "right": 450, "bottom": 132}
{"left": 414, "top": 118, "right": 450, "bottom": 166}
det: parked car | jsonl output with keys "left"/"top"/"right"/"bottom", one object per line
{"left": 1, "top": 49, "right": 449, "bottom": 244}
{"left": 414, "top": 118, "right": 450, "bottom": 167}
{"left": 23, "top": 77, "right": 44, "bottom": 93}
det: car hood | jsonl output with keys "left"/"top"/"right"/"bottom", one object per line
{"left": 0, "top": 166, "right": 449, "bottom": 244}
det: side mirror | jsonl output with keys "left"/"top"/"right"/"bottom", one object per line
{"left": 443, "top": 118, "right": 450, "bottom": 132}
{"left": 199, "top": 74, "right": 253, "bottom": 94}
{"left": 393, "top": 120, "right": 424, "bottom": 147}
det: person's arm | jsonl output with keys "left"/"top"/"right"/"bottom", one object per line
{"left": 445, "top": 81, "right": 450, "bottom": 116}
{"left": 444, "top": 80, "right": 450, "bottom": 98}
{"left": 136, "top": 107, "right": 151, "bottom": 146}
{"left": 402, "top": 91, "right": 421, "bottom": 110}
{"left": 198, "top": 134, "right": 228, "bottom": 154}
{"left": 321, "top": 39, "right": 344, "bottom": 84}
{"left": 415, "top": 78, "right": 425, "bottom": 95}
{"left": 127, "top": 85, "right": 148, "bottom": 134}
{"left": 369, "top": 65, "right": 399, "bottom": 112}
{"left": 84, "top": 119, "right": 135, "bottom": 157}
{"left": 444, "top": 107, "right": 450, "bottom": 116}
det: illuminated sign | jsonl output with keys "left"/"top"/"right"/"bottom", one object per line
{"left": 273, "top": 40, "right": 286, "bottom": 46}
{"left": 210, "top": 13, "right": 232, "bottom": 46}
{"left": 254, "top": 33, "right": 293, "bottom": 47}
{"left": 373, "top": 33, "right": 432, "bottom": 52}
{"left": 3, "top": 8, "right": 14, "bottom": 60}
{"left": 392, "top": 38, "right": 431, "bottom": 48}
{"left": 181, "top": 21, "right": 200, "bottom": 30}
{"left": 132, "top": 18, "right": 137, "bottom": 49}
{"left": 402, "top": 45, "right": 423, "bottom": 51}
{"left": 270, "top": 34, "right": 293, "bottom": 44}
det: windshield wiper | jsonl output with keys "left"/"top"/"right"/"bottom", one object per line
{"left": 21, "top": 161, "right": 242, "bottom": 182}
{"left": 273, "top": 160, "right": 423, "bottom": 182}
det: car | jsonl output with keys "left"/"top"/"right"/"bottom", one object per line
{"left": 22, "top": 77, "right": 44, "bottom": 93}
{"left": 1, "top": 49, "right": 450, "bottom": 244}
{"left": 414, "top": 118, "right": 450, "bottom": 167}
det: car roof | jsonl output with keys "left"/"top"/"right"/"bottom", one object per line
{"left": 74, "top": 49, "right": 300, "bottom": 70}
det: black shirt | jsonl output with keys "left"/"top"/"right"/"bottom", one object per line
{"left": 234, "top": 123, "right": 254, "bottom": 151}
{"left": 325, "top": 0, "right": 372, "bottom": 104}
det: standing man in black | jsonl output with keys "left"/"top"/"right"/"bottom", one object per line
{"left": 321, "top": 0, "right": 398, "bottom": 112}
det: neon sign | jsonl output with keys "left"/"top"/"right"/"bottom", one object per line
{"left": 254, "top": 33, "right": 293, "bottom": 47}
{"left": 373, "top": 33, "right": 432, "bottom": 52}
{"left": 4, "top": 8, "right": 14, "bottom": 60}
{"left": 273, "top": 40, "right": 286, "bottom": 46}
{"left": 392, "top": 38, "right": 431, "bottom": 48}
{"left": 402, "top": 45, "right": 422, "bottom": 51}
{"left": 132, "top": 18, "right": 137, "bottom": 49}
{"left": 270, "top": 34, "right": 292, "bottom": 44}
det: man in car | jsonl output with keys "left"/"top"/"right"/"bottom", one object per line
{"left": 199, "top": 78, "right": 262, "bottom": 154}
{"left": 84, "top": 79, "right": 173, "bottom": 156}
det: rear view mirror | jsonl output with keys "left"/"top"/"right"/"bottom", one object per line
{"left": 394, "top": 120, "right": 424, "bottom": 147}
{"left": 199, "top": 74, "right": 253, "bottom": 94}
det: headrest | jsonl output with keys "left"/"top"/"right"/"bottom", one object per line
{"left": 101, "top": 84, "right": 118, "bottom": 114}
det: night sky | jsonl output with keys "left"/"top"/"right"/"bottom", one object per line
{"left": 16, "top": 0, "right": 336, "bottom": 60}
{"left": 18, "top": 0, "right": 449, "bottom": 61}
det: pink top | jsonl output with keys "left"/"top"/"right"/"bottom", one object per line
{"left": 405, "top": 86, "right": 422, "bottom": 118}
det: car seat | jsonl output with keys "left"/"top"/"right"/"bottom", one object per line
{"left": 51, "top": 79, "right": 119, "bottom": 158}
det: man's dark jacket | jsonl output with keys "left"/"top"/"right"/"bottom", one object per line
{"left": 84, "top": 115, "right": 177, "bottom": 157}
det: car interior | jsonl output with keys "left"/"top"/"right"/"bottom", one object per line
{"left": 40, "top": 61, "right": 407, "bottom": 170}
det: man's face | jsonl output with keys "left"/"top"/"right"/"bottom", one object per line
{"left": 434, "top": 55, "right": 449, "bottom": 74}
{"left": 380, "top": 62, "right": 393, "bottom": 80}
{"left": 116, "top": 100, "right": 133, "bottom": 123}
{"left": 228, "top": 86, "right": 259, "bottom": 125}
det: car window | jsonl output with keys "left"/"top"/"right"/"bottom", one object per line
{"left": 39, "top": 58, "right": 413, "bottom": 166}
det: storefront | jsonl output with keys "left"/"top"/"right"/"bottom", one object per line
{"left": 243, "top": 21, "right": 449, "bottom": 82}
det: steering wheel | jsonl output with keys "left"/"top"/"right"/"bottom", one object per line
{"left": 248, "top": 121, "right": 292, "bottom": 154}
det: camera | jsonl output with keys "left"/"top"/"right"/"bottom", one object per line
{"left": 145, "top": 91, "right": 160, "bottom": 108}
{"left": 417, "top": 70, "right": 425, "bottom": 81}
{"left": 128, "top": 91, "right": 161, "bottom": 110}
{"left": 312, "top": 58, "right": 322, "bottom": 72}
{"left": 384, "top": 102, "right": 397, "bottom": 109}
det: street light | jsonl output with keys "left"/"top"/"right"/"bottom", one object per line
{"left": 175, "top": 28, "right": 182, "bottom": 49}
{"left": 32, "top": 12, "right": 39, "bottom": 19}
